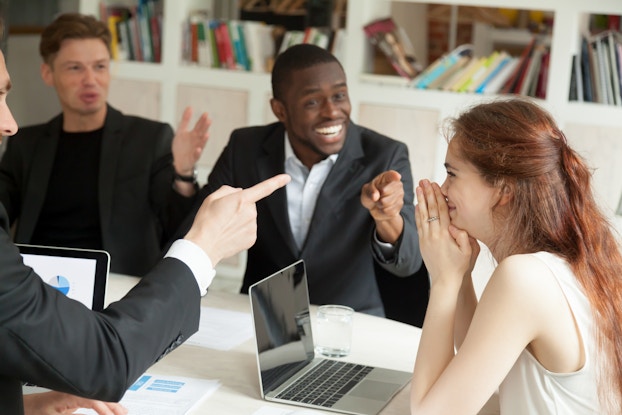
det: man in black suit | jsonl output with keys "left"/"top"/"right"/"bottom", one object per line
{"left": 0, "top": 40, "right": 290, "bottom": 410}
{"left": 177, "top": 44, "right": 425, "bottom": 317}
{"left": 0, "top": 13, "right": 211, "bottom": 276}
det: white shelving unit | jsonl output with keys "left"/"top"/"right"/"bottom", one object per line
{"left": 76, "top": 0, "right": 622, "bottom": 266}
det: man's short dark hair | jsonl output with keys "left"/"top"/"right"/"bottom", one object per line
{"left": 39, "top": 13, "right": 111, "bottom": 66}
{"left": 271, "top": 44, "right": 343, "bottom": 101}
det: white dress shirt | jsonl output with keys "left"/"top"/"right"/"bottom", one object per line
{"left": 164, "top": 239, "right": 215, "bottom": 296}
{"left": 284, "top": 134, "right": 338, "bottom": 250}
{"left": 283, "top": 134, "right": 395, "bottom": 255}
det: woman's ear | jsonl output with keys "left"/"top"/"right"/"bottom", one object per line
{"left": 498, "top": 184, "right": 513, "bottom": 206}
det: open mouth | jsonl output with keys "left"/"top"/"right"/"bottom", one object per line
{"left": 315, "top": 124, "right": 342, "bottom": 139}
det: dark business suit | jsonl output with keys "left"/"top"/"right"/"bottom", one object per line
{"left": 0, "top": 203, "right": 200, "bottom": 415}
{"left": 182, "top": 121, "right": 423, "bottom": 315}
{"left": 0, "top": 105, "right": 194, "bottom": 276}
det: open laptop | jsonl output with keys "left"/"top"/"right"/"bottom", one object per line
{"left": 249, "top": 260, "right": 412, "bottom": 415}
{"left": 17, "top": 244, "right": 110, "bottom": 394}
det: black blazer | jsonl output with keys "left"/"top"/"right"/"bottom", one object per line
{"left": 182, "top": 121, "right": 422, "bottom": 315}
{"left": 0, "top": 203, "right": 200, "bottom": 415}
{"left": 0, "top": 105, "right": 195, "bottom": 276}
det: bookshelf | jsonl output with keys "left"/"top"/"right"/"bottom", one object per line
{"left": 72, "top": 0, "right": 622, "bottom": 277}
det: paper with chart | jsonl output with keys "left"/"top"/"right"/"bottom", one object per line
{"left": 75, "top": 374, "right": 220, "bottom": 415}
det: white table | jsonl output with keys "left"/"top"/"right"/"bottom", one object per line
{"left": 106, "top": 273, "right": 498, "bottom": 414}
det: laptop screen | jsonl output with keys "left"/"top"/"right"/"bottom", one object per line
{"left": 17, "top": 244, "right": 109, "bottom": 311}
{"left": 249, "top": 260, "right": 315, "bottom": 394}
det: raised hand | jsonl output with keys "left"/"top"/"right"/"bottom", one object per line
{"left": 172, "top": 106, "right": 211, "bottom": 177}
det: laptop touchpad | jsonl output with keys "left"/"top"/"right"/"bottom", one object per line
{"left": 349, "top": 380, "right": 399, "bottom": 401}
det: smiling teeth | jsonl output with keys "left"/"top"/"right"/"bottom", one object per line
{"left": 316, "top": 125, "right": 342, "bottom": 135}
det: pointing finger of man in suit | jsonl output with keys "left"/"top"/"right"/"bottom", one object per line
{"left": 361, "top": 170, "right": 404, "bottom": 218}
{"left": 360, "top": 170, "right": 405, "bottom": 244}
{"left": 185, "top": 174, "right": 291, "bottom": 264}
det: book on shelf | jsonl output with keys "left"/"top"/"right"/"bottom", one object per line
{"left": 426, "top": 55, "right": 470, "bottom": 90}
{"left": 475, "top": 54, "right": 512, "bottom": 94}
{"left": 480, "top": 57, "right": 519, "bottom": 94}
{"left": 464, "top": 50, "right": 507, "bottom": 93}
{"left": 412, "top": 44, "right": 473, "bottom": 89}
{"left": 605, "top": 31, "right": 621, "bottom": 106}
{"left": 183, "top": 11, "right": 343, "bottom": 73}
{"left": 571, "top": 30, "right": 622, "bottom": 106}
{"left": 363, "top": 17, "right": 422, "bottom": 80}
{"left": 500, "top": 37, "right": 537, "bottom": 94}
{"left": 100, "top": 0, "right": 162, "bottom": 63}
{"left": 401, "top": 34, "right": 549, "bottom": 98}
{"left": 242, "top": 20, "right": 276, "bottom": 72}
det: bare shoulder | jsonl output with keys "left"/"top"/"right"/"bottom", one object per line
{"left": 483, "top": 253, "right": 566, "bottom": 314}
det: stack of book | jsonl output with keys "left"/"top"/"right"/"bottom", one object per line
{"left": 183, "top": 12, "right": 347, "bottom": 73}
{"left": 410, "top": 36, "right": 550, "bottom": 98}
{"left": 569, "top": 30, "right": 622, "bottom": 106}
{"left": 101, "top": 0, "right": 162, "bottom": 63}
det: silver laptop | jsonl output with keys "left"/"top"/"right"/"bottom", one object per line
{"left": 17, "top": 244, "right": 110, "bottom": 394}
{"left": 249, "top": 260, "right": 412, "bottom": 415}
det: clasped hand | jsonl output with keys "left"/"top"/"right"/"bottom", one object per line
{"left": 414, "top": 179, "right": 478, "bottom": 287}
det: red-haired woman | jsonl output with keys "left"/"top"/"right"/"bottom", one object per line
{"left": 411, "top": 98, "right": 621, "bottom": 414}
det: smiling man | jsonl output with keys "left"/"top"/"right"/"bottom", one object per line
{"left": 175, "top": 43, "right": 424, "bottom": 316}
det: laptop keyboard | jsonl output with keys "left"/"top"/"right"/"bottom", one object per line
{"left": 275, "top": 359, "right": 373, "bottom": 408}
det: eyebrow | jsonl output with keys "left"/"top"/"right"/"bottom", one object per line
{"left": 300, "top": 81, "right": 348, "bottom": 96}
{"left": 444, "top": 162, "right": 458, "bottom": 170}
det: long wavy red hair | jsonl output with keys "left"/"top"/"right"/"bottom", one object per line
{"left": 447, "top": 98, "right": 622, "bottom": 412}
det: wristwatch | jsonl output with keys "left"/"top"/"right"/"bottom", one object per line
{"left": 174, "top": 168, "right": 198, "bottom": 183}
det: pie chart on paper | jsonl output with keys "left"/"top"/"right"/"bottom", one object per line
{"left": 48, "top": 275, "right": 71, "bottom": 295}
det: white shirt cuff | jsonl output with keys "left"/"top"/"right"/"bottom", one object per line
{"left": 373, "top": 230, "right": 396, "bottom": 258}
{"left": 164, "top": 239, "right": 215, "bottom": 296}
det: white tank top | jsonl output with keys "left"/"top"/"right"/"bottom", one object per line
{"left": 498, "top": 252, "right": 600, "bottom": 414}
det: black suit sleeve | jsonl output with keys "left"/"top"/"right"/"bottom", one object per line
{"left": 0, "top": 135, "right": 25, "bottom": 226}
{"left": 0, "top": 204, "right": 200, "bottom": 404}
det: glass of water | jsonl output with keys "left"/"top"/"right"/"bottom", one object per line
{"left": 314, "top": 304, "right": 354, "bottom": 357}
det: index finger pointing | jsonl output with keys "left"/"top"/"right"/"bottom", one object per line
{"left": 242, "top": 174, "right": 291, "bottom": 202}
